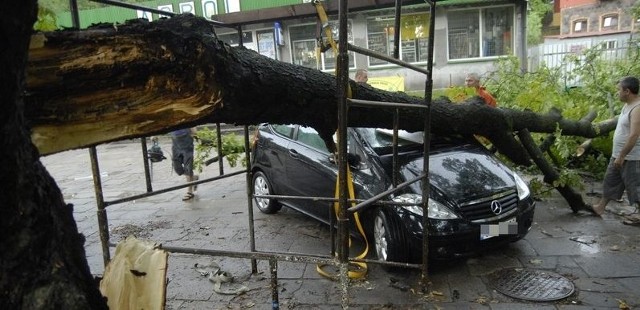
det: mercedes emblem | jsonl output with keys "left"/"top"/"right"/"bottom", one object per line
{"left": 490, "top": 200, "right": 502, "bottom": 215}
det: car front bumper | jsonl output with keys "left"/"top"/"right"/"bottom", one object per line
{"left": 399, "top": 198, "right": 536, "bottom": 262}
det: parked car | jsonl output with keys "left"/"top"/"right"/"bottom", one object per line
{"left": 250, "top": 124, "right": 535, "bottom": 263}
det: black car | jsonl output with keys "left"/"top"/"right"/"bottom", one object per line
{"left": 250, "top": 124, "right": 535, "bottom": 263}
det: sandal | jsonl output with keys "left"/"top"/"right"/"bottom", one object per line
{"left": 622, "top": 214, "right": 640, "bottom": 226}
{"left": 182, "top": 192, "right": 195, "bottom": 201}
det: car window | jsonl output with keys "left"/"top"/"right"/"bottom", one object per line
{"left": 296, "top": 126, "right": 329, "bottom": 153}
{"left": 271, "top": 124, "right": 294, "bottom": 138}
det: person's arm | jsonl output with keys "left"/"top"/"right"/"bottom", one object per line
{"left": 614, "top": 106, "right": 640, "bottom": 167}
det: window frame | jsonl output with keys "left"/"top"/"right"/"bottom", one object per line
{"left": 600, "top": 13, "right": 619, "bottom": 31}
{"left": 445, "top": 5, "right": 515, "bottom": 62}
{"left": 572, "top": 18, "right": 588, "bottom": 34}
{"left": 365, "top": 12, "right": 432, "bottom": 67}
{"left": 288, "top": 21, "right": 356, "bottom": 71}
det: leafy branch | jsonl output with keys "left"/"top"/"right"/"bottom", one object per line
{"left": 193, "top": 127, "right": 247, "bottom": 173}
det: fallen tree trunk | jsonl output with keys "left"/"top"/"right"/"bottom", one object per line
{"left": 25, "top": 15, "right": 615, "bottom": 166}
{"left": 518, "top": 129, "right": 591, "bottom": 213}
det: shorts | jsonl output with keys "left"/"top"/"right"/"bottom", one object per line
{"left": 171, "top": 134, "right": 194, "bottom": 176}
{"left": 601, "top": 158, "right": 640, "bottom": 205}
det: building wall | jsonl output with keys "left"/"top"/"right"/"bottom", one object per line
{"left": 56, "top": 1, "right": 524, "bottom": 92}
{"left": 559, "top": 0, "right": 598, "bottom": 10}
{"left": 559, "top": 0, "right": 636, "bottom": 36}
{"left": 215, "top": 2, "right": 524, "bottom": 91}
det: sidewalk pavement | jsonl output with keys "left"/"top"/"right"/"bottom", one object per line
{"left": 40, "top": 139, "right": 640, "bottom": 309}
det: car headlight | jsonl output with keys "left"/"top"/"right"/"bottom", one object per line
{"left": 392, "top": 193, "right": 459, "bottom": 219}
{"left": 513, "top": 172, "right": 530, "bottom": 200}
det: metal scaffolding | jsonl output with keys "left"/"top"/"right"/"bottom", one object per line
{"left": 78, "top": 0, "right": 438, "bottom": 308}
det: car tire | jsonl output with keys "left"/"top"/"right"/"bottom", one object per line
{"left": 252, "top": 171, "right": 282, "bottom": 214}
{"left": 373, "top": 208, "right": 408, "bottom": 264}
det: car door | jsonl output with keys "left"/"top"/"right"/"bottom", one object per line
{"left": 257, "top": 124, "right": 296, "bottom": 195}
{"left": 284, "top": 126, "right": 337, "bottom": 222}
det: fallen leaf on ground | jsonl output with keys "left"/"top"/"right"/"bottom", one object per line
{"left": 529, "top": 259, "right": 543, "bottom": 265}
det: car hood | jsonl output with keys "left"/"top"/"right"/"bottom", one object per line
{"left": 399, "top": 144, "right": 515, "bottom": 204}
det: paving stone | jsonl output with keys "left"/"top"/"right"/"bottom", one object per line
{"left": 39, "top": 140, "right": 640, "bottom": 308}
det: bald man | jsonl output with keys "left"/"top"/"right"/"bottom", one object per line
{"left": 465, "top": 73, "right": 497, "bottom": 107}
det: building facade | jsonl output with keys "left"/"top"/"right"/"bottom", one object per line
{"left": 531, "top": 0, "right": 639, "bottom": 81}
{"left": 56, "top": 0, "right": 527, "bottom": 91}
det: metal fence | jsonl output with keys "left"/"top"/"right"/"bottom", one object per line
{"left": 528, "top": 36, "right": 638, "bottom": 71}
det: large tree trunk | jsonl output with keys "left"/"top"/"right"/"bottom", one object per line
{"left": 25, "top": 15, "right": 614, "bottom": 164}
{"left": 1, "top": 10, "right": 609, "bottom": 307}
{"left": 24, "top": 14, "right": 612, "bottom": 215}
{"left": 0, "top": 0, "right": 108, "bottom": 309}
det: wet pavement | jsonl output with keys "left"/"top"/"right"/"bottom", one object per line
{"left": 40, "top": 138, "right": 640, "bottom": 309}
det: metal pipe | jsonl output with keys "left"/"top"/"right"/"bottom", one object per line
{"left": 269, "top": 259, "right": 279, "bottom": 310}
{"left": 244, "top": 125, "right": 258, "bottom": 274}
{"left": 348, "top": 43, "right": 430, "bottom": 75}
{"left": 104, "top": 170, "right": 246, "bottom": 206}
{"left": 216, "top": 123, "right": 225, "bottom": 175}
{"left": 347, "top": 173, "right": 425, "bottom": 213}
{"left": 337, "top": 0, "right": 350, "bottom": 307}
{"left": 69, "top": 0, "right": 80, "bottom": 29}
{"left": 140, "top": 137, "right": 153, "bottom": 193}
{"left": 393, "top": 111, "right": 399, "bottom": 187}
{"left": 393, "top": 0, "right": 401, "bottom": 60}
{"left": 159, "top": 246, "right": 336, "bottom": 264}
{"left": 419, "top": 0, "right": 437, "bottom": 288}
{"left": 89, "top": 146, "right": 111, "bottom": 266}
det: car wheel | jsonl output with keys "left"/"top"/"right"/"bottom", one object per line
{"left": 373, "top": 208, "right": 408, "bottom": 264}
{"left": 252, "top": 171, "right": 282, "bottom": 214}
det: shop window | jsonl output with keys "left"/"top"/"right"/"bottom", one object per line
{"left": 601, "top": 14, "right": 618, "bottom": 31}
{"left": 366, "top": 13, "right": 431, "bottom": 66}
{"left": 257, "top": 29, "right": 277, "bottom": 60}
{"left": 218, "top": 31, "right": 253, "bottom": 46}
{"left": 289, "top": 22, "right": 355, "bottom": 71}
{"left": 447, "top": 6, "right": 513, "bottom": 60}
{"left": 573, "top": 19, "right": 587, "bottom": 33}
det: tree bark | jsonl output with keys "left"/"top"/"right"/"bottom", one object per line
{"left": 518, "top": 129, "right": 591, "bottom": 213}
{"left": 25, "top": 15, "right": 615, "bottom": 165}
{"left": 0, "top": 0, "right": 108, "bottom": 308}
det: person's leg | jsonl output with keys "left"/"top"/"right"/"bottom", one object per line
{"left": 622, "top": 160, "right": 640, "bottom": 214}
{"left": 593, "top": 158, "right": 625, "bottom": 215}
{"left": 183, "top": 146, "right": 197, "bottom": 198}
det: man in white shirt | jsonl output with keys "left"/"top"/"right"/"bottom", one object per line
{"left": 592, "top": 76, "right": 640, "bottom": 221}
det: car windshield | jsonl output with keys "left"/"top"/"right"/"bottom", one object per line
{"left": 355, "top": 128, "right": 470, "bottom": 155}
{"left": 356, "top": 128, "right": 421, "bottom": 147}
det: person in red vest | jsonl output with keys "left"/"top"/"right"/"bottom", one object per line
{"left": 465, "top": 72, "right": 497, "bottom": 108}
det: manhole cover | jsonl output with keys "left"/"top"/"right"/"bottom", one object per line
{"left": 487, "top": 268, "right": 574, "bottom": 301}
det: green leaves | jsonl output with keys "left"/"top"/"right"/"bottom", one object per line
{"left": 487, "top": 40, "right": 640, "bottom": 195}
{"left": 193, "top": 127, "right": 247, "bottom": 173}
{"left": 34, "top": 4, "right": 58, "bottom": 31}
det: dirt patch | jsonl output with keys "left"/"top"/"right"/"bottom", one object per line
{"left": 110, "top": 220, "right": 171, "bottom": 240}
